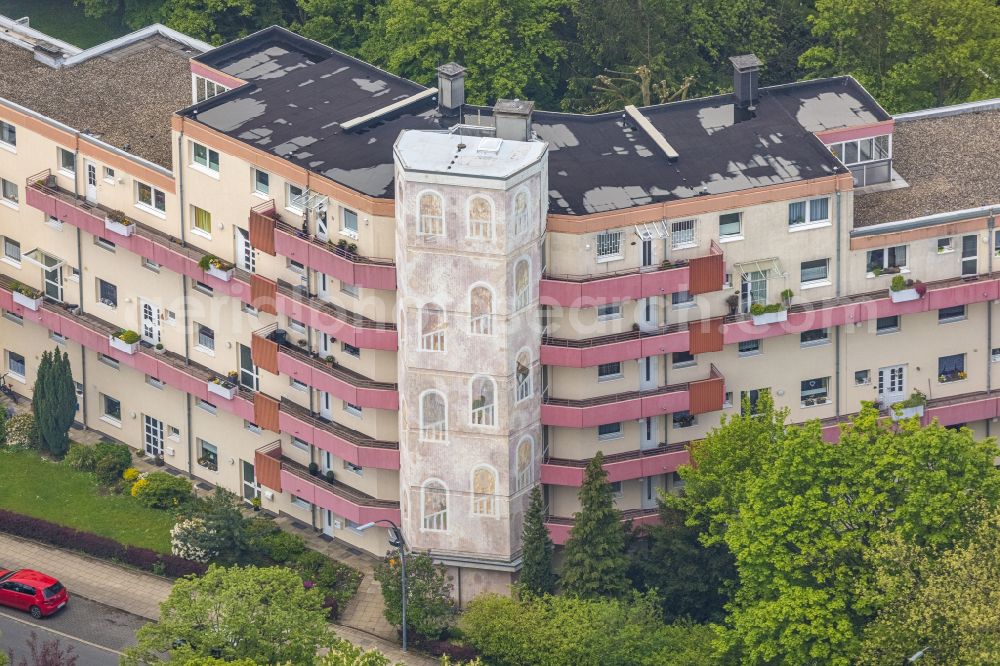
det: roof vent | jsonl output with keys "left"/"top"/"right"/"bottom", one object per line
{"left": 477, "top": 137, "right": 503, "bottom": 154}
{"left": 493, "top": 99, "right": 534, "bottom": 142}
{"left": 730, "top": 54, "right": 762, "bottom": 110}
{"left": 437, "top": 62, "right": 466, "bottom": 117}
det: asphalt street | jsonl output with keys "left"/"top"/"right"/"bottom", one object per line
{"left": 0, "top": 594, "right": 147, "bottom": 665}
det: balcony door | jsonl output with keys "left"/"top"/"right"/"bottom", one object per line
{"left": 878, "top": 365, "right": 906, "bottom": 406}
{"left": 740, "top": 271, "right": 767, "bottom": 313}
{"left": 638, "top": 297, "right": 657, "bottom": 331}
{"left": 239, "top": 343, "right": 258, "bottom": 391}
{"left": 84, "top": 160, "right": 98, "bottom": 203}
{"left": 235, "top": 227, "right": 256, "bottom": 273}
{"left": 140, "top": 299, "right": 160, "bottom": 345}
{"left": 640, "top": 356, "right": 657, "bottom": 391}
{"left": 43, "top": 266, "right": 62, "bottom": 302}
{"left": 241, "top": 460, "right": 260, "bottom": 501}
{"left": 640, "top": 416, "right": 657, "bottom": 450}
{"left": 962, "top": 235, "right": 977, "bottom": 277}
{"left": 642, "top": 475, "right": 663, "bottom": 509}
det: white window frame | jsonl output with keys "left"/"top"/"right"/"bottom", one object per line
{"left": 866, "top": 245, "right": 908, "bottom": 275}
{"left": 800, "top": 258, "right": 830, "bottom": 287}
{"left": 471, "top": 466, "right": 498, "bottom": 517}
{"left": 419, "top": 390, "right": 448, "bottom": 443}
{"left": 103, "top": 166, "right": 115, "bottom": 183}
{"left": 135, "top": 181, "right": 166, "bottom": 217}
{"left": 470, "top": 376, "right": 496, "bottom": 427}
{"left": 6, "top": 350, "right": 25, "bottom": 382}
{"left": 101, "top": 393, "right": 122, "bottom": 426}
{"left": 195, "top": 323, "right": 215, "bottom": 353}
{"left": 420, "top": 479, "right": 449, "bottom": 532}
{"left": 190, "top": 141, "right": 220, "bottom": 175}
{"left": 598, "top": 422, "right": 623, "bottom": 441}
{"left": 671, "top": 220, "right": 696, "bottom": 249}
{"left": 58, "top": 147, "right": 75, "bottom": 175}
{"left": 597, "top": 361, "right": 623, "bottom": 381}
{"left": 0, "top": 121, "right": 15, "bottom": 151}
{"left": 719, "top": 212, "right": 742, "bottom": 240}
{"left": 597, "top": 302, "right": 622, "bottom": 320}
{"left": 800, "top": 377, "right": 830, "bottom": 406}
{"left": 252, "top": 168, "right": 269, "bottom": 197}
{"left": 595, "top": 230, "right": 623, "bottom": 262}
{"left": 2, "top": 237, "right": 20, "bottom": 266}
{"left": 467, "top": 196, "right": 494, "bottom": 241}
{"left": 788, "top": 197, "right": 830, "bottom": 228}
{"left": 829, "top": 135, "right": 891, "bottom": 166}
{"left": 341, "top": 207, "right": 359, "bottom": 238}
{"left": 286, "top": 183, "right": 306, "bottom": 214}
{"left": 0, "top": 178, "right": 18, "bottom": 208}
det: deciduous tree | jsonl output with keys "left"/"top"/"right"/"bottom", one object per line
{"left": 374, "top": 550, "right": 454, "bottom": 639}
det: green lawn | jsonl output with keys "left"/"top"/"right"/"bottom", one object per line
{"left": 0, "top": 0, "right": 128, "bottom": 48}
{"left": 0, "top": 449, "right": 175, "bottom": 553}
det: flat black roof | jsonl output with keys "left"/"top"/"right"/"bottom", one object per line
{"left": 184, "top": 27, "right": 889, "bottom": 214}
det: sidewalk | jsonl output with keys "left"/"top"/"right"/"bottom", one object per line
{"left": 0, "top": 532, "right": 436, "bottom": 665}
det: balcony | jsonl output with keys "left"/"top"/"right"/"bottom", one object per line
{"left": 249, "top": 200, "right": 396, "bottom": 291}
{"left": 541, "top": 442, "right": 689, "bottom": 486}
{"left": 545, "top": 508, "right": 659, "bottom": 545}
{"left": 277, "top": 397, "right": 399, "bottom": 469}
{"left": 541, "top": 364, "right": 724, "bottom": 428}
{"left": 251, "top": 324, "right": 398, "bottom": 409}
{"left": 540, "top": 240, "right": 724, "bottom": 307}
{"left": 253, "top": 443, "right": 400, "bottom": 524}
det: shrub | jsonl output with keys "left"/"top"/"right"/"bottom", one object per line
{"left": 257, "top": 528, "right": 307, "bottom": 563}
{"left": 123, "top": 467, "right": 140, "bottom": 482}
{"left": 0, "top": 407, "right": 6, "bottom": 444}
{"left": 5, "top": 412, "right": 39, "bottom": 449}
{"left": 64, "top": 442, "right": 98, "bottom": 471}
{"left": 0, "top": 508, "right": 206, "bottom": 578}
{"left": 93, "top": 441, "right": 131, "bottom": 485}
{"left": 114, "top": 329, "right": 140, "bottom": 344}
{"left": 375, "top": 550, "right": 454, "bottom": 639}
{"left": 132, "top": 472, "right": 193, "bottom": 509}
{"left": 293, "top": 550, "right": 362, "bottom": 617}
{"left": 890, "top": 274, "right": 908, "bottom": 291}
{"left": 170, "top": 517, "right": 216, "bottom": 563}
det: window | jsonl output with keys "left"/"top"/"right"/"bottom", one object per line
{"left": 50, "top": 331, "right": 66, "bottom": 345}
{"left": 672, "top": 290, "right": 694, "bottom": 308}
{"left": 673, "top": 350, "right": 696, "bottom": 367}
{"left": 470, "top": 284, "right": 494, "bottom": 335}
{"left": 609, "top": 481, "right": 623, "bottom": 498}
{"left": 800, "top": 259, "right": 829, "bottom": 285}
{"left": 136, "top": 181, "right": 166, "bottom": 214}
{"left": 938, "top": 305, "right": 966, "bottom": 323}
{"left": 597, "top": 302, "right": 622, "bottom": 320}
{"left": 938, "top": 353, "right": 966, "bottom": 383}
{"left": 194, "top": 75, "right": 228, "bottom": 102}
{"left": 800, "top": 328, "right": 830, "bottom": 347}
{"left": 0, "top": 121, "right": 15, "bottom": 148}
{"left": 598, "top": 422, "right": 623, "bottom": 440}
{"left": 192, "top": 205, "right": 212, "bottom": 236}
{"left": 801, "top": 377, "right": 829, "bottom": 405}
{"left": 3, "top": 311, "right": 22, "bottom": 325}
{"left": 287, "top": 259, "right": 305, "bottom": 274}
{"left": 830, "top": 135, "right": 890, "bottom": 165}
{"left": 290, "top": 377, "right": 308, "bottom": 392}
{"left": 738, "top": 339, "right": 761, "bottom": 356}
{"left": 341, "top": 207, "right": 358, "bottom": 236}
{"left": 196, "top": 398, "right": 217, "bottom": 414}
{"left": 292, "top": 437, "right": 309, "bottom": 452}
{"left": 103, "top": 166, "right": 115, "bottom": 182}
{"left": 514, "top": 259, "right": 530, "bottom": 311}
{"left": 290, "top": 495, "right": 312, "bottom": 510}
{"left": 421, "top": 479, "right": 449, "bottom": 531}
{"left": 418, "top": 192, "right": 444, "bottom": 236}
{"left": 515, "top": 436, "right": 534, "bottom": 491}
{"left": 1, "top": 178, "right": 18, "bottom": 206}
{"left": 198, "top": 440, "right": 218, "bottom": 469}
{"left": 719, "top": 212, "right": 742, "bottom": 239}
{"left": 596, "top": 230, "right": 623, "bottom": 261}
{"left": 788, "top": 197, "right": 830, "bottom": 227}
{"left": 876, "top": 315, "right": 899, "bottom": 334}
{"left": 514, "top": 190, "right": 530, "bottom": 234}
{"left": 6, "top": 351, "right": 25, "bottom": 381}
{"left": 993, "top": 348, "right": 1000, "bottom": 363}
{"left": 340, "top": 281, "right": 359, "bottom": 298}
{"left": 673, "top": 410, "right": 696, "bottom": 429}
{"left": 287, "top": 318, "right": 306, "bottom": 334}
{"left": 253, "top": 169, "right": 269, "bottom": 195}
{"left": 741, "top": 388, "right": 768, "bottom": 416}
{"left": 420, "top": 303, "right": 446, "bottom": 352}
{"left": 191, "top": 142, "right": 219, "bottom": 172}
{"left": 516, "top": 351, "right": 532, "bottom": 401}
{"left": 140, "top": 256, "right": 160, "bottom": 272}
{"left": 342, "top": 342, "right": 360, "bottom": 358}
{"left": 193, "top": 280, "right": 214, "bottom": 296}
{"left": 937, "top": 237, "right": 953, "bottom": 253}
{"left": 468, "top": 196, "right": 493, "bottom": 240}
{"left": 3, "top": 237, "right": 20, "bottom": 264}
{"left": 196, "top": 323, "right": 215, "bottom": 352}
{"left": 97, "top": 279, "right": 117, "bottom": 308}
{"left": 94, "top": 236, "right": 115, "bottom": 252}
{"left": 98, "top": 353, "right": 119, "bottom": 369}
{"left": 724, "top": 391, "right": 733, "bottom": 407}
{"left": 344, "top": 461, "right": 363, "bottom": 475}
{"left": 146, "top": 375, "right": 165, "bottom": 389}
{"left": 597, "top": 361, "right": 622, "bottom": 380}
{"left": 58, "top": 148, "right": 75, "bottom": 174}
{"left": 855, "top": 369, "right": 871, "bottom": 385}
{"left": 471, "top": 466, "right": 498, "bottom": 516}
{"left": 286, "top": 183, "right": 306, "bottom": 212}
{"left": 344, "top": 401, "right": 362, "bottom": 417}
{"left": 420, "top": 390, "right": 448, "bottom": 442}
{"left": 168, "top": 425, "right": 180, "bottom": 440}
{"left": 671, "top": 220, "right": 696, "bottom": 249}
{"left": 470, "top": 375, "right": 496, "bottom": 426}
{"left": 102, "top": 394, "right": 121, "bottom": 423}
{"left": 867, "top": 245, "right": 907, "bottom": 273}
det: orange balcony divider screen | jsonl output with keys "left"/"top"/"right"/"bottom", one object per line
{"left": 688, "top": 241, "right": 724, "bottom": 295}
{"left": 249, "top": 207, "right": 276, "bottom": 256}
{"left": 689, "top": 316, "right": 724, "bottom": 354}
{"left": 689, "top": 365, "right": 725, "bottom": 415}
{"left": 254, "top": 441, "right": 282, "bottom": 492}
{"left": 250, "top": 274, "right": 278, "bottom": 315}
{"left": 251, "top": 332, "right": 279, "bottom": 375}
{"left": 253, "top": 392, "right": 281, "bottom": 432}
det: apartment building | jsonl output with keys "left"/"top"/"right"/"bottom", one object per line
{"left": 1, "top": 19, "right": 998, "bottom": 601}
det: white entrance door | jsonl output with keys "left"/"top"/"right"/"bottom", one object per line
{"left": 640, "top": 355, "right": 657, "bottom": 391}
{"left": 235, "top": 227, "right": 256, "bottom": 273}
{"left": 143, "top": 415, "right": 164, "bottom": 456}
{"left": 319, "top": 333, "right": 334, "bottom": 358}
{"left": 878, "top": 365, "right": 906, "bottom": 405}
{"left": 43, "top": 266, "right": 62, "bottom": 302}
{"left": 317, "top": 273, "right": 331, "bottom": 302}
{"left": 642, "top": 475, "right": 663, "bottom": 509}
{"left": 638, "top": 297, "right": 657, "bottom": 331}
{"left": 323, "top": 509, "right": 337, "bottom": 537}
{"left": 139, "top": 299, "right": 160, "bottom": 345}
{"left": 239, "top": 344, "right": 259, "bottom": 391}
{"left": 84, "top": 160, "right": 97, "bottom": 203}
{"left": 242, "top": 460, "right": 260, "bottom": 502}
{"left": 319, "top": 391, "right": 333, "bottom": 420}
{"left": 640, "top": 416, "right": 657, "bottom": 450}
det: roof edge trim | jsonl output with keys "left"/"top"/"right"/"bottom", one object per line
{"left": 850, "top": 204, "right": 1000, "bottom": 237}
{"left": 0, "top": 14, "right": 82, "bottom": 55}
{"left": 894, "top": 97, "right": 1000, "bottom": 122}
{"left": 63, "top": 23, "right": 212, "bottom": 66}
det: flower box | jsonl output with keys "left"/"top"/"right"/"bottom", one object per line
{"left": 889, "top": 288, "right": 920, "bottom": 303}
{"left": 207, "top": 380, "right": 237, "bottom": 400}
{"left": 109, "top": 335, "right": 139, "bottom": 354}
{"left": 13, "top": 291, "right": 42, "bottom": 311}
{"left": 206, "top": 265, "right": 234, "bottom": 282}
{"left": 104, "top": 217, "right": 134, "bottom": 237}
{"left": 891, "top": 405, "right": 924, "bottom": 421}
{"left": 751, "top": 310, "right": 788, "bottom": 326}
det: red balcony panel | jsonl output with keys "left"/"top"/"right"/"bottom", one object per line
{"left": 541, "top": 398, "right": 643, "bottom": 428}
{"left": 925, "top": 396, "right": 999, "bottom": 428}
{"left": 312, "top": 426, "right": 358, "bottom": 466}
{"left": 279, "top": 468, "right": 319, "bottom": 505}
{"left": 357, "top": 446, "right": 401, "bottom": 470}
{"left": 254, "top": 443, "right": 282, "bottom": 491}
{"left": 638, "top": 447, "right": 689, "bottom": 478}
{"left": 354, "top": 263, "right": 396, "bottom": 291}
{"left": 355, "top": 386, "right": 399, "bottom": 410}
{"left": 928, "top": 279, "right": 1000, "bottom": 309}
{"left": 354, "top": 327, "right": 398, "bottom": 351}
{"left": 539, "top": 279, "right": 582, "bottom": 307}
{"left": 0, "top": 290, "right": 12, "bottom": 311}
{"left": 689, "top": 365, "right": 725, "bottom": 415}
{"left": 539, "top": 344, "right": 583, "bottom": 367}
{"left": 688, "top": 317, "right": 724, "bottom": 355}
{"left": 539, "top": 339, "right": 641, "bottom": 367}
{"left": 640, "top": 390, "right": 689, "bottom": 418}
{"left": 60, "top": 201, "right": 104, "bottom": 237}
{"left": 539, "top": 464, "right": 586, "bottom": 486}
{"left": 640, "top": 327, "right": 691, "bottom": 359}
{"left": 639, "top": 266, "right": 690, "bottom": 298}
{"left": 274, "top": 230, "right": 312, "bottom": 272}
{"left": 25, "top": 186, "right": 58, "bottom": 217}
{"left": 277, "top": 409, "right": 312, "bottom": 442}
{"left": 581, "top": 273, "right": 643, "bottom": 305}
{"left": 545, "top": 521, "right": 573, "bottom": 546}
{"left": 249, "top": 206, "right": 276, "bottom": 255}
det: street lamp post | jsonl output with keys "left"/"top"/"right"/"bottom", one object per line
{"left": 357, "top": 519, "right": 408, "bottom": 651}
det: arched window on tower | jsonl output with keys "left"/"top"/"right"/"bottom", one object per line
{"left": 514, "top": 259, "right": 530, "bottom": 311}
{"left": 420, "top": 303, "right": 446, "bottom": 352}
{"left": 419, "top": 390, "right": 448, "bottom": 442}
{"left": 471, "top": 465, "right": 498, "bottom": 516}
{"left": 516, "top": 350, "right": 532, "bottom": 402}
{"left": 515, "top": 436, "right": 534, "bottom": 492}
{"left": 470, "top": 375, "right": 496, "bottom": 426}
{"left": 421, "top": 479, "right": 449, "bottom": 531}
{"left": 514, "top": 190, "right": 529, "bottom": 234}
{"left": 418, "top": 191, "right": 444, "bottom": 236}
{"left": 469, "top": 284, "right": 494, "bottom": 336}
{"left": 468, "top": 196, "right": 493, "bottom": 240}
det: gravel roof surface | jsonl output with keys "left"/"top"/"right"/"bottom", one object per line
{"left": 0, "top": 36, "right": 197, "bottom": 167}
{"left": 854, "top": 109, "right": 1000, "bottom": 226}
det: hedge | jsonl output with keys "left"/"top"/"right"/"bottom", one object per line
{"left": 0, "top": 508, "right": 206, "bottom": 578}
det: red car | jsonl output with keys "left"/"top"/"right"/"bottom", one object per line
{"left": 0, "top": 569, "right": 68, "bottom": 618}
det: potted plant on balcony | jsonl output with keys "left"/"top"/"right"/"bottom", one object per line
{"left": 780, "top": 289, "right": 794, "bottom": 307}
{"left": 726, "top": 293, "right": 739, "bottom": 315}
{"left": 251, "top": 496, "right": 262, "bottom": 512}
{"left": 104, "top": 210, "right": 134, "bottom": 237}
{"left": 198, "top": 254, "right": 235, "bottom": 282}
{"left": 891, "top": 390, "right": 926, "bottom": 421}
{"left": 308, "top": 462, "right": 320, "bottom": 476}
{"left": 749, "top": 302, "right": 788, "bottom": 326}
{"left": 207, "top": 376, "right": 237, "bottom": 400}
{"left": 154, "top": 343, "right": 165, "bottom": 355}
{"left": 109, "top": 329, "right": 140, "bottom": 354}
{"left": 197, "top": 456, "right": 218, "bottom": 472}
{"left": 889, "top": 275, "right": 922, "bottom": 303}
{"left": 324, "top": 470, "right": 335, "bottom": 484}
{"left": 11, "top": 281, "right": 43, "bottom": 311}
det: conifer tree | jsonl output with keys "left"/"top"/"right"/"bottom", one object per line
{"left": 32, "top": 349, "right": 76, "bottom": 458}
{"left": 519, "top": 485, "right": 556, "bottom": 595}
{"left": 560, "top": 451, "right": 630, "bottom": 598}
